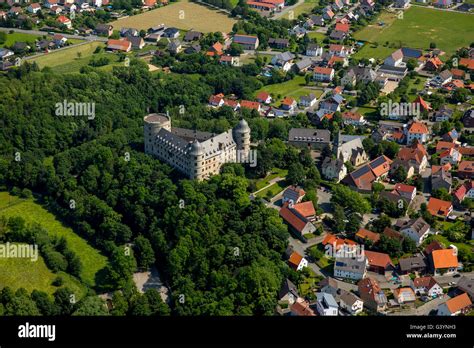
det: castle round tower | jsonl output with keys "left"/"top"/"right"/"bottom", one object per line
{"left": 144, "top": 113, "right": 171, "bottom": 154}
{"left": 188, "top": 139, "right": 204, "bottom": 180}
{"left": 233, "top": 119, "right": 251, "bottom": 160}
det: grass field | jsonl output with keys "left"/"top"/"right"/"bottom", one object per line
{"left": 255, "top": 75, "right": 325, "bottom": 102}
{"left": 110, "top": 0, "right": 236, "bottom": 33}
{"left": 289, "top": 0, "right": 319, "bottom": 18}
{"left": 256, "top": 180, "right": 287, "bottom": 199}
{"left": 30, "top": 41, "right": 123, "bottom": 73}
{"left": 0, "top": 192, "right": 108, "bottom": 287}
{"left": 254, "top": 168, "right": 288, "bottom": 191}
{"left": 0, "top": 247, "right": 87, "bottom": 298}
{"left": 0, "top": 32, "right": 43, "bottom": 48}
{"left": 354, "top": 7, "right": 474, "bottom": 59}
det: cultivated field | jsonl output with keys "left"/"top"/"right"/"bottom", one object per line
{"left": 354, "top": 7, "right": 474, "bottom": 59}
{"left": 110, "top": 0, "right": 236, "bottom": 33}
{"left": 0, "top": 192, "right": 108, "bottom": 287}
{"left": 0, "top": 250, "right": 87, "bottom": 298}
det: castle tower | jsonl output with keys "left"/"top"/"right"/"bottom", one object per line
{"left": 143, "top": 113, "right": 171, "bottom": 154}
{"left": 188, "top": 139, "right": 204, "bottom": 180}
{"left": 233, "top": 119, "right": 251, "bottom": 162}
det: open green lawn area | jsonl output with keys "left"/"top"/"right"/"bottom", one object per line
{"left": 0, "top": 247, "right": 87, "bottom": 298}
{"left": 256, "top": 180, "right": 287, "bottom": 199}
{"left": 254, "top": 168, "right": 288, "bottom": 191}
{"left": 30, "top": 42, "right": 121, "bottom": 73}
{"left": 0, "top": 192, "right": 108, "bottom": 287}
{"left": 0, "top": 32, "right": 42, "bottom": 48}
{"left": 406, "top": 76, "right": 428, "bottom": 101}
{"left": 355, "top": 105, "right": 378, "bottom": 119}
{"left": 353, "top": 7, "right": 474, "bottom": 60}
{"left": 307, "top": 31, "right": 327, "bottom": 42}
{"left": 256, "top": 75, "right": 324, "bottom": 103}
{"left": 291, "top": 0, "right": 319, "bottom": 17}
{"left": 430, "top": 234, "right": 473, "bottom": 256}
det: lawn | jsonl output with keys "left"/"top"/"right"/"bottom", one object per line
{"left": 110, "top": 0, "right": 236, "bottom": 33}
{"left": 291, "top": 0, "right": 319, "bottom": 18}
{"left": 0, "top": 192, "right": 108, "bottom": 287}
{"left": 307, "top": 31, "right": 327, "bottom": 43}
{"left": 256, "top": 75, "right": 324, "bottom": 102}
{"left": 256, "top": 180, "right": 287, "bottom": 199}
{"left": 0, "top": 32, "right": 43, "bottom": 48}
{"left": 353, "top": 7, "right": 474, "bottom": 59}
{"left": 254, "top": 167, "right": 288, "bottom": 191}
{"left": 29, "top": 41, "right": 114, "bottom": 73}
{"left": 0, "top": 247, "right": 87, "bottom": 298}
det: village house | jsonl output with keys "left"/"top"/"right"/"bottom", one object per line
{"left": 439, "top": 147, "right": 462, "bottom": 166}
{"left": 313, "top": 66, "right": 335, "bottom": 82}
{"left": 240, "top": 100, "right": 262, "bottom": 113}
{"left": 278, "top": 279, "right": 299, "bottom": 305}
{"left": 457, "top": 276, "right": 474, "bottom": 300}
{"left": 268, "top": 38, "right": 290, "bottom": 49}
{"left": 430, "top": 248, "right": 458, "bottom": 275}
{"left": 57, "top": 15, "right": 72, "bottom": 29}
{"left": 355, "top": 228, "right": 380, "bottom": 245}
{"left": 341, "top": 111, "right": 366, "bottom": 126}
{"left": 431, "top": 164, "right": 452, "bottom": 193}
{"left": 183, "top": 31, "right": 202, "bottom": 42}
{"left": 412, "top": 276, "right": 443, "bottom": 298}
{"left": 442, "top": 129, "right": 459, "bottom": 143}
{"left": 339, "top": 291, "right": 364, "bottom": 315}
{"left": 393, "top": 183, "right": 417, "bottom": 202}
{"left": 364, "top": 250, "right": 394, "bottom": 275}
{"left": 406, "top": 121, "right": 429, "bottom": 144}
{"left": 437, "top": 293, "right": 471, "bottom": 316}
{"left": 294, "top": 58, "right": 314, "bottom": 73}
{"left": 334, "top": 256, "right": 368, "bottom": 280}
{"left": 288, "top": 128, "right": 331, "bottom": 150}
{"left": 282, "top": 185, "right": 305, "bottom": 204}
{"left": 399, "top": 255, "right": 427, "bottom": 274}
{"left": 457, "top": 160, "right": 474, "bottom": 179}
{"left": 394, "top": 287, "right": 416, "bottom": 305}
{"left": 453, "top": 180, "right": 474, "bottom": 208}
{"left": 280, "top": 97, "right": 297, "bottom": 112}
{"left": 432, "top": 69, "right": 453, "bottom": 87}
{"left": 287, "top": 251, "right": 308, "bottom": 271}
{"left": 27, "top": 2, "right": 41, "bottom": 13}
{"left": 433, "top": 105, "right": 453, "bottom": 122}
{"left": 127, "top": 36, "right": 145, "bottom": 50}
{"left": 279, "top": 202, "right": 317, "bottom": 237}
{"left": 290, "top": 298, "right": 316, "bottom": 316}
{"left": 256, "top": 91, "right": 272, "bottom": 104}
{"left": 399, "top": 217, "right": 430, "bottom": 246}
{"left": 299, "top": 94, "right": 317, "bottom": 108}
{"left": 271, "top": 51, "right": 295, "bottom": 72}
{"left": 316, "top": 293, "right": 339, "bottom": 316}
{"left": 306, "top": 43, "right": 322, "bottom": 57}
{"left": 107, "top": 39, "right": 132, "bottom": 52}
{"left": 329, "top": 44, "right": 350, "bottom": 57}
{"left": 358, "top": 277, "right": 387, "bottom": 313}
{"left": 427, "top": 197, "right": 453, "bottom": 219}
{"left": 321, "top": 157, "right": 347, "bottom": 183}
{"left": 233, "top": 34, "right": 259, "bottom": 50}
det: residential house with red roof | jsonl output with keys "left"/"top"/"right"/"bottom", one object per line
{"left": 57, "top": 15, "right": 72, "bottom": 29}
{"left": 240, "top": 100, "right": 262, "bottom": 113}
{"left": 399, "top": 217, "right": 430, "bottom": 246}
{"left": 406, "top": 121, "right": 429, "bottom": 144}
{"left": 457, "top": 161, "right": 474, "bottom": 179}
{"left": 424, "top": 57, "right": 443, "bottom": 71}
{"left": 453, "top": 180, "right": 474, "bottom": 207}
{"left": 358, "top": 277, "right": 387, "bottom": 312}
{"left": 208, "top": 94, "right": 225, "bottom": 107}
{"left": 256, "top": 91, "right": 272, "bottom": 104}
{"left": 279, "top": 202, "right": 316, "bottom": 237}
{"left": 393, "top": 183, "right": 417, "bottom": 202}
{"left": 341, "top": 111, "right": 366, "bottom": 126}
{"left": 427, "top": 197, "right": 453, "bottom": 218}
{"left": 290, "top": 298, "right": 316, "bottom": 316}
{"left": 413, "top": 96, "right": 431, "bottom": 113}
{"left": 440, "top": 147, "right": 462, "bottom": 166}
{"left": 106, "top": 39, "right": 131, "bottom": 52}
{"left": 206, "top": 42, "right": 224, "bottom": 56}
{"left": 280, "top": 97, "right": 297, "bottom": 112}
{"left": 282, "top": 185, "right": 305, "bottom": 204}
{"left": 430, "top": 248, "right": 458, "bottom": 275}
{"left": 459, "top": 57, "right": 474, "bottom": 71}
{"left": 394, "top": 287, "right": 416, "bottom": 304}
{"left": 364, "top": 250, "right": 394, "bottom": 275}
{"left": 287, "top": 251, "right": 308, "bottom": 271}
{"left": 355, "top": 228, "right": 380, "bottom": 245}
{"left": 391, "top": 145, "right": 428, "bottom": 178}
{"left": 313, "top": 66, "right": 335, "bottom": 82}
{"left": 329, "top": 44, "right": 350, "bottom": 57}
{"left": 412, "top": 276, "right": 443, "bottom": 298}
{"left": 437, "top": 293, "right": 471, "bottom": 316}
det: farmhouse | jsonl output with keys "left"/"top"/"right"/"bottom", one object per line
{"left": 233, "top": 35, "right": 259, "bottom": 50}
{"left": 107, "top": 39, "right": 132, "bottom": 52}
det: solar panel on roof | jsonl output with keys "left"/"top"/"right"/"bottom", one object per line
{"left": 352, "top": 165, "right": 370, "bottom": 179}
{"left": 370, "top": 156, "right": 386, "bottom": 168}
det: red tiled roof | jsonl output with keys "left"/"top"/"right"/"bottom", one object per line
{"left": 427, "top": 197, "right": 452, "bottom": 217}
{"left": 445, "top": 293, "right": 472, "bottom": 314}
{"left": 356, "top": 228, "right": 380, "bottom": 243}
{"left": 281, "top": 97, "right": 296, "bottom": 106}
{"left": 293, "top": 201, "right": 316, "bottom": 219}
{"left": 408, "top": 122, "right": 429, "bottom": 134}
{"left": 335, "top": 23, "right": 350, "bottom": 33}
{"left": 414, "top": 96, "right": 431, "bottom": 111}
{"left": 314, "top": 66, "right": 333, "bottom": 75}
{"left": 431, "top": 248, "right": 458, "bottom": 269}
{"left": 458, "top": 160, "right": 474, "bottom": 173}
{"left": 364, "top": 250, "right": 393, "bottom": 269}
{"left": 459, "top": 58, "right": 474, "bottom": 70}
{"left": 394, "top": 183, "right": 416, "bottom": 195}
{"left": 256, "top": 91, "right": 270, "bottom": 101}
{"left": 280, "top": 203, "right": 307, "bottom": 234}
{"left": 240, "top": 100, "right": 261, "bottom": 110}
{"left": 57, "top": 15, "right": 70, "bottom": 23}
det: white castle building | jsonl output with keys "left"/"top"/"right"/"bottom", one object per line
{"left": 144, "top": 113, "right": 251, "bottom": 180}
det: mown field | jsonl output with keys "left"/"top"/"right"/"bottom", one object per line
{"left": 110, "top": 0, "right": 236, "bottom": 33}
{"left": 0, "top": 246, "right": 87, "bottom": 298}
{"left": 354, "top": 7, "right": 474, "bottom": 59}
{"left": 0, "top": 192, "right": 108, "bottom": 287}
{"left": 29, "top": 41, "right": 123, "bottom": 73}
{"left": 255, "top": 75, "right": 324, "bottom": 102}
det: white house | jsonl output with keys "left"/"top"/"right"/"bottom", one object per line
{"left": 316, "top": 292, "right": 339, "bottom": 316}
{"left": 334, "top": 256, "right": 368, "bottom": 280}
{"left": 288, "top": 251, "right": 308, "bottom": 271}
{"left": 306, "top": 43, "right": 322, "bottom": 57}
{"left": 440, "top": 148, "right": 462, "bottom": 166}
{"left": 400, "top": 217, "right": 430, "bottom": 246}
{"left": 412, "top": 277, "right": 443, "bottom": 298}
{"left": 313, "top": 67, "right": 334, "bottom": 82}
{"left": 299, "top": 94, "right": 317, "bottom": 108}
{"left": 329, "top": 44, "right": 350, "bottom": 57}
{"left": 322, "top": 157, "right": 347, "bottom": 183}
{"left": 406, "top": 122, "right": 429, "bottom": 144}
{"left": 27, "top": 3, "right": 41, "bottom": 13}
{"left": 339, "top": 291, "right": 364, "bottom": 315}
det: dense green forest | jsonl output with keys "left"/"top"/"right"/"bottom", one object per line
{"left": 0, "top": 60, "right": 299, "bottom": 315}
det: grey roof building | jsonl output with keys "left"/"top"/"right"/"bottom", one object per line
{"left": 288, "top": 128, "right": 331, "bottom": 149}
{"left": 399, "top": 255, "right": 427, "bottom": 274}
